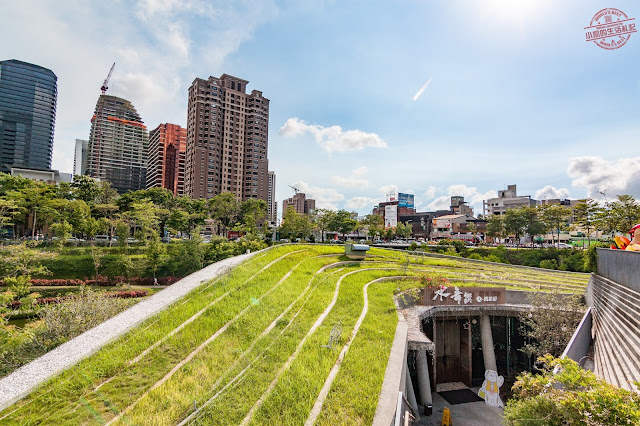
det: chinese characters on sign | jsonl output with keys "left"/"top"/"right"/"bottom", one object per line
{"left": 584, "top": 8, "right": 636, "bottom": 50}
{"left": 423, "top": 286, "right": 505, "bottom": 306}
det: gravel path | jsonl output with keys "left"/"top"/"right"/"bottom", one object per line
{"left": 0, "top": 251, "right": 256, "bottom": 411}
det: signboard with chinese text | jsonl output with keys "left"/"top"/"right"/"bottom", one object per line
{"left": 422, "top": 286, "right": 505, "bottom": 306}
{"left": 385, "top": 204, "right": 398, "bottom": 228}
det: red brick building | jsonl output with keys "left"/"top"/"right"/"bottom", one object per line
{"left": 146, "top": 123, "right": 187, "bottom": 196}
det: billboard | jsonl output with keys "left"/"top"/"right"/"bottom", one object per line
{"left": 385, "top": 204, "right": 398, "bottom": 228}
{"left": 398, "top": 193, "right": 415, "bottom": 208}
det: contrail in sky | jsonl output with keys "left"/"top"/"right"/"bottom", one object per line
{"left": 412, "top": 78, "right": 432, "bottom": 101}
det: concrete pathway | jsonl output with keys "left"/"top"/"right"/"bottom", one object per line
{"left": 418, "top": 388, "right": 503, "bottom": 426}
{"left": 0, "top": 251, "right": 256, "bottom": 411}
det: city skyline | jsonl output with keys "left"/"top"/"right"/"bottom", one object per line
{"left": 2, "top": 0, "right": 638, "bottom": 215}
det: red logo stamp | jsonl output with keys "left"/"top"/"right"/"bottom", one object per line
{"left": 585, "top": 8, "right": 636, "bottom": 49}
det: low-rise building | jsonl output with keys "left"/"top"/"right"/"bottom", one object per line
{"left": 483, "top": 184, "right": 537, "bottom": 216}
{"left": 11, "top": 167, "right": 71, "bottom": 184}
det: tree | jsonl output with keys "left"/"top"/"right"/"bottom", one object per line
{"left": 522, "top": 207, "right": 546, "bottom": 247}
{"left": 503, "top": 208, "right": 528, "bottom": 246}
{"left": 146, "top": 233, "right": 166, "bottom": 279}
{"left": 70, "top": 175, "right": 100, "bottom": 203}
{"left": 573, "top": 198, "right": 600, "bottom": 245}
{"left": 485, "top": 215, "right": 504, "bottom": 243}
{"left": 329, "top": 210, "right": 357, "bottom": 240}
{"left": 0, "top": 243, "right": 56, "bottom": 298}
{"left": 208, "top": 193, "right": 240, "bottom": 237}
{"left": 50, "top": 220, "right": 72, "bottom": 250}
{"left": 126, "top": 200, "right": 159, "bottom": 239}
{"left": 361, "top": 214, "right": 384, "bottom": 241}
{"left": 8, "top": 182, "right": 54, "bottom": 238}
{"left": 518, "top": 291, "right": 584, "bottom": 359}
{"left": 90, "top": 247, "right": 105, "bottom": 282}
{"left": 312, "top": 209, "right": 336, "bottom": 243}
{"left": 239, "top": 199, "right": 267, "bottom": 236}
{"left": 0, "top": 198, "right": 19, "bottom": 231}
{"left": 608, "top": 195, "right": 640, "bottom": 234}
{"left": 396, "top": 221, "right": 412, "bottom": 239}
{"left": 542, "top": 205, "right": 571, "bottom": 249}
{"left": 280, "top": 207, "right": 313, "bottom": 241}
{"left": 466, "top": 221, "right": 478, "bottom": 243}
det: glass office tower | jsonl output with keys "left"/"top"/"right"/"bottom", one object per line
{"left": 0, "top": 60, "right": 57, "bottom": 173}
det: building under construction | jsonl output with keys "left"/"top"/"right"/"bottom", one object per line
{"left": 86, "top": 95, "right": 148, "bottom": 193}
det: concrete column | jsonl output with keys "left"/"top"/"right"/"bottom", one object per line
{"left": 415, "top": 349, "right": 433, "bottom": 407}
{"left": 405, "top": 365, "right": 419, "bottom": 419}
{"left": 480, "top": 314, "right": 497, "bottom": 372}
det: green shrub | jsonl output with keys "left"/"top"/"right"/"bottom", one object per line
{"left": 504, "top": 356, "right": 640, "bottom": 425}
{"left": 539, "top": 259, "right": 558, "bottom": 270}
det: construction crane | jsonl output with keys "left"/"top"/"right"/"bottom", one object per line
{"left": 288, "top": 185, "right": 300, "bottom": 195}
{"left": 101, "top": 62, "right": 115, "bottom": 95}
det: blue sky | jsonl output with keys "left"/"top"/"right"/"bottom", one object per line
{"left": 2, "top": 0, "right": 639, "bottom": 215}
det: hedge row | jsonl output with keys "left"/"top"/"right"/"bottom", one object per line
{"left": 1, "top": 276, "right": 180, "bottom": 287}
{"left": 8, "top": 290, "right": 148, "bottom": 309}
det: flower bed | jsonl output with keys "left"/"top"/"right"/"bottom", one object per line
{"left": 8, "top": 290, "right": 149, "bottom": 309}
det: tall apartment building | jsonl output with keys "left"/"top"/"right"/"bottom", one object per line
{"left": 282, "top": 192, "right": 315, "bottom": 215}
{"left": 73, "top": 139, "right": 88, "bottom": 175}
{"left": 146, "top": 123, "right": 187, "bottom": 196}
{"left": 0, "top": 59, "right": 57, "bottom": 173}
{"left": 267, "top": 171, "right": 277, "bottom": 224}
{"left": 87, "top": 95, "right": 148, "bottom": 193}
{"left": 184, "top": 74, "right": 269, "bottom": 201}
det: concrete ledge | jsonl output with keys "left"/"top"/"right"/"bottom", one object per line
{"left": 372, "top": 302, "right": 409, "bottom": 426}
{"left": 597, "top": 248, "right": 640, "bottom": 293}
{"left": 0, "top": 250, "right": 258, "bottom": 411}
{"left": 561, "top": 307, "right": 592, "bottom": 364}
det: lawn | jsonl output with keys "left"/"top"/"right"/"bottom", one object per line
{"left": 0, "top": 244, "right": 589, "bottom": 425}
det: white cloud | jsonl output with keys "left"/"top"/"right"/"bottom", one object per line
{"left": 346, "top": 196, "right": 380, "bottom": 210}
{"left": 425, "top": 184, "right": 497, "bottom": 214}
{"left": 534, "top": 185, "right": 571, "bottom": 200}
{"left": 568, "top": 156, "right": 640, "bottom": 199}
{"left": 412, "top": 78, "right": 432, "bottom": 101}
{"left": 279, "top": 118, "right": 387, "bottom": 154}
{"left": 331, "top": 166, "right": 369, "bottom": 188}
{"left": 445, "top": 184, "right": 497, "bottom": 206}
{"left": 423, "top": 186, "right": 437, "bottom": 199}
{"left": 427, "top": 195, "right": 451, "bottom": 210}
{"left": 291, "top": 181, "right": 344, "bottom": 211}
{"left": 379, "top": 184, "right": 398, "bottom": 196}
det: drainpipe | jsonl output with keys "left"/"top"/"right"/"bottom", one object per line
{"left": 415, "top": 349, "right": 433, "bottom": 411}
{"left": 480, "top": 314, "right": 497, "bottom": 372}
{"left": 405, "top": 365, "right": 420, "bottom": 420}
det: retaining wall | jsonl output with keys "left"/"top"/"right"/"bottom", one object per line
{"left": 596, "top": 248, "right": 640, "bottom": 293}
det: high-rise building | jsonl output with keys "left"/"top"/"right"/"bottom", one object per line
{"left": 73, "top": 139, "right": 88, "bottom": 176}
{"left": 282, "top": 192, "right": 315, "bottom": 215}
{"left": 267, "top": 171, "right": 276, "bottom": 224}
{"left": 87, "top": 95, "right": 148, "bottom": 193}
{"left": 0, "top": 59, "right": 57, "bottom": 173}
{"left": 184, "top": 74, "right": 269, "bottom": 201}
{"left": 146, "top": 123, "right": 187, "bottom": 196}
